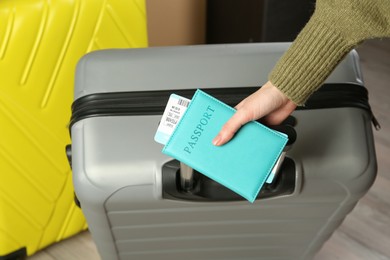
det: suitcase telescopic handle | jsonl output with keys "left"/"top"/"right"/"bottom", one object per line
{"left": 180, "top": 162, "right": 194, "bottom": 192}
{"left": 267, "top": 124, "right": 297, "bottom": 181}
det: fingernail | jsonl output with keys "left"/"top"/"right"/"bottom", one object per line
{"left": 212, "top": 135, "right": 221, "bottom": 146}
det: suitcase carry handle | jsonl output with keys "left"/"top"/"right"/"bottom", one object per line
{"left": 162, "top": 157, "right": 296, "bottom": 202}
{"left": 266, "top": 123, "right": 297, "bottom": 182}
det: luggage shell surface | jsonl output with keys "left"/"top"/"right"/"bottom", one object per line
{"left": 0, "top": 0, "right": 147, "bottom": 258}
{"left": 70, "top": 43, "right": 376, "bottom": 260}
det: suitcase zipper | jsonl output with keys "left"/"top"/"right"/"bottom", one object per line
{"left": 302, "top": 83, "right": 381, "bottom": 130}
{"left": 70, "top": 83, "right": 380, "bottom": 130}
{"left": 70, "top": 87, "right": 257, "bottom": 127}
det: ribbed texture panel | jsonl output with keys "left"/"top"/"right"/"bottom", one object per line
{"left": 107, "top": 201, "right": 353, "bottom": 260}
{"left": 269, "top": 0, "right": 390, "bottom": 105}
{"left": 269, "top": 18, "right": 354, "bottom": 105}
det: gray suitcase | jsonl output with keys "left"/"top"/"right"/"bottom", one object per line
{"left": 69, "top": 43, "right": 377, "bottom": 260}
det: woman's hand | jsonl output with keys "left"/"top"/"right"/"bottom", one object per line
{"left": 212, "top": 81, "right": 297, "bottom": 146}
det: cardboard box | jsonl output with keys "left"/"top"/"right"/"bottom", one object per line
{"left": 146, "top": 0, "right": 206, "bottom": 46}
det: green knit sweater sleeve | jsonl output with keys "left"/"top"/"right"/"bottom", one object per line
{"left": 269, "top": 0, "right": 390, "bottom": 105}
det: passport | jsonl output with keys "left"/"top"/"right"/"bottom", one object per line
{"left": 162, "top": 89, "right": 288, "bottom": 203}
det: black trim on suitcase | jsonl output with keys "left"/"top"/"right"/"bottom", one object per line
{"left": 69, "top": 83, "right": 380, "bottom": 130}
{"left": 69, "top": 87, "right": 256, "bottom": 128}
{"left": 0, "top": 247, "right": 27, "bottom": 260}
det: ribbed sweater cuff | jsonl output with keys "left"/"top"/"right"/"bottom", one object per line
{"left": 269, "top": 17, "right": 355, "bottom": 105}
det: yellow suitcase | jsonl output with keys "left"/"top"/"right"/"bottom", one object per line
{"left": 0, "top": 0, "right": 147, "bottom": 258}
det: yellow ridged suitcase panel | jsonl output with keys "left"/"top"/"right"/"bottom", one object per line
{"left": 0, "top": 0, "right": 147, "bottom": 257}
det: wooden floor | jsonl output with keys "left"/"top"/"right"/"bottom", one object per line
{"left": 28, "top": 39, "right": 390, "bottom": 260}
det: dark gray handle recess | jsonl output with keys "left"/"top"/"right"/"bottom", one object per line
{"left": 167, "top": 118, "right": 297, "bottom": 202}
{"left": 162, "top": 157, "right": 296, "bottom": 202}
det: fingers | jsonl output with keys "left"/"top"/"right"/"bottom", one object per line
{"left": 212, "top": 81, "right": 296, "bottom": 146}
{"left": 263, "top": 100, "right": 297, "bottom": 125}
{"left": 213, "top": 100, "right": 296, "bottom": 146}
{"left": 212, "top": 108, "right": 253, "bottom": 146}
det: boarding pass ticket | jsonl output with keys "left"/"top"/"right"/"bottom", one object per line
{"left": 154, "top": 94, "right": 191, "bottom": 145}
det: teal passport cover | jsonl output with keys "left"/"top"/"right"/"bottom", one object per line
{"left": 162, "top": 89, "right": 288, "bottom": 203}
